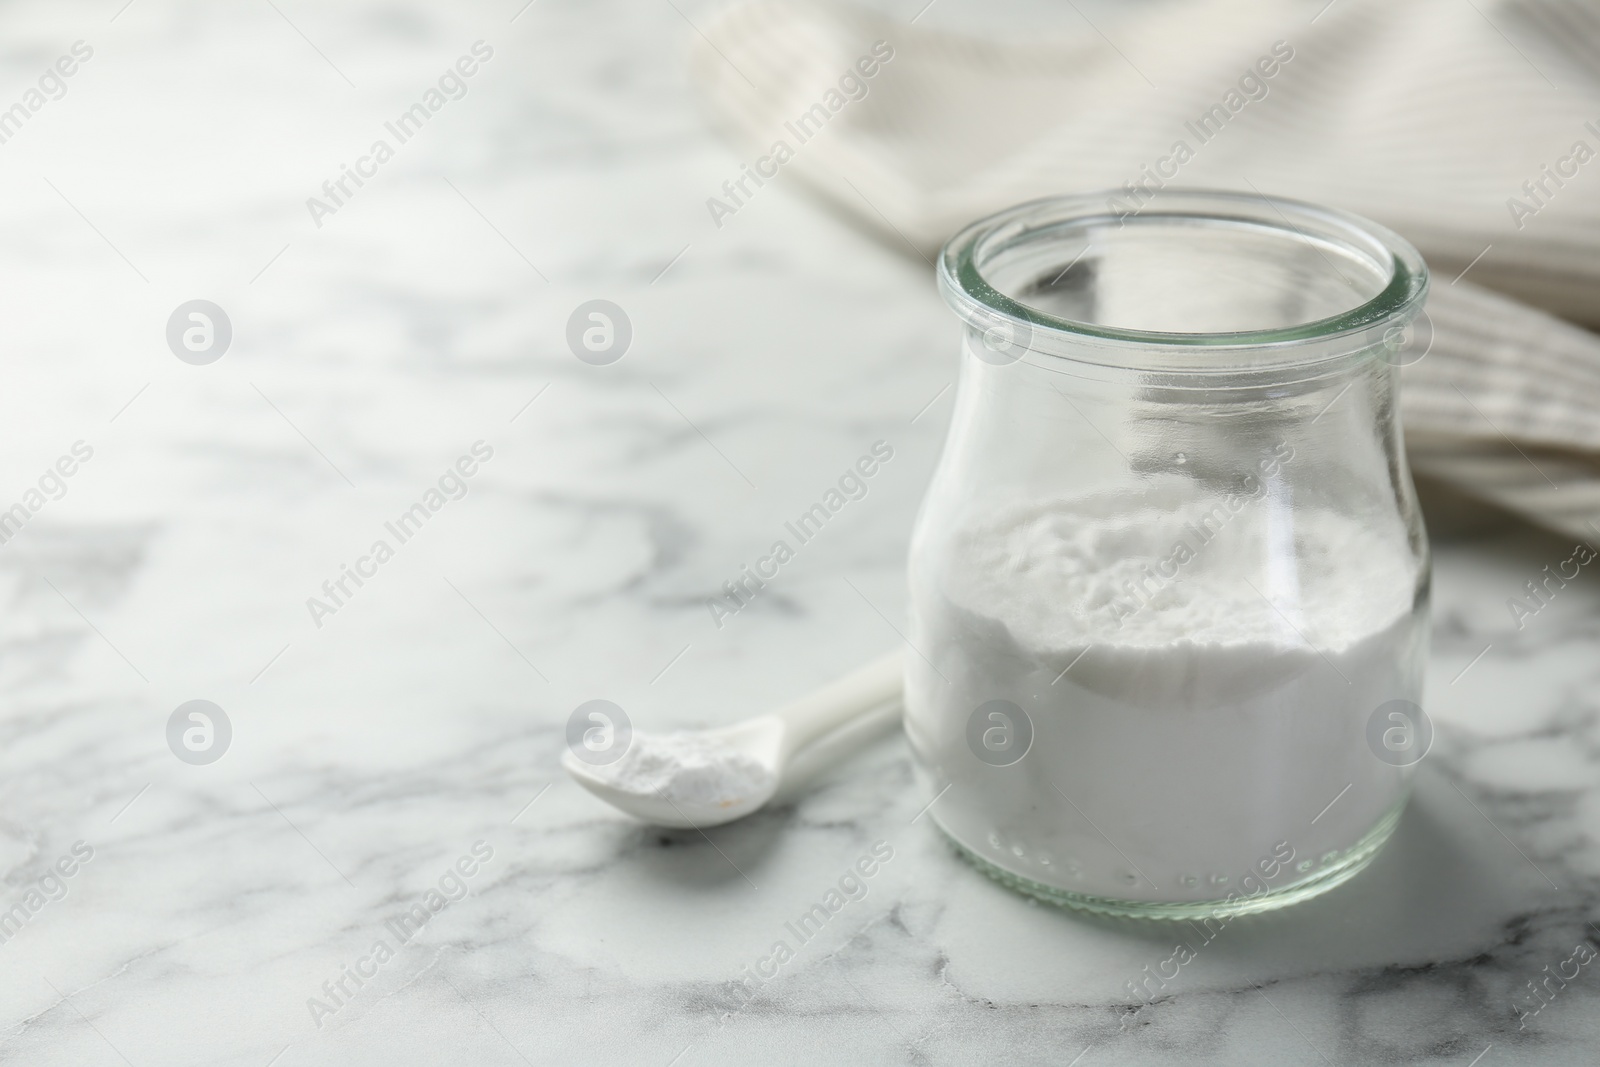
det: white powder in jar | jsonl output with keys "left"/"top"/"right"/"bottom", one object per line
{"left": 591, "top": 731, "right": 774, "bottom": 808}
{"left": 907, "top": 481, "right": 1425, "bottom": 903}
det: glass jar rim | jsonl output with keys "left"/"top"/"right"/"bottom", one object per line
{"left": 938, "top": 189, "right": 1429, "bottom": 369}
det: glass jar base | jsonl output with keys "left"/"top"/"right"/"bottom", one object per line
{"left": 936, "top": 798, "right": 1407, "bottom": 921}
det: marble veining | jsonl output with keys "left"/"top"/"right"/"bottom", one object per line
{"left": 0, "top": 0, "right": 1597, "bottom": 1064}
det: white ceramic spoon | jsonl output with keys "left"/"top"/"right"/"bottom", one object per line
{"left": 561, "top": 651, "right": 902, "bottom": 828}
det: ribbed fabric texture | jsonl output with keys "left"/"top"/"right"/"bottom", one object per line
{"left": 692, "top": 0, "right": 1600, "bottom": 541}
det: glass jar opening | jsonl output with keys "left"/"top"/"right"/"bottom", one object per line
{"left": 939, "top": 190, "right": 1429, "bottom": 369}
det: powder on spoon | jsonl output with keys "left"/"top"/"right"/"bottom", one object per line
{"left": 592, "top": 731, "right": 774, "bottom": 807}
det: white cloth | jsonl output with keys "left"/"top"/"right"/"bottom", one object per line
{"left": 692, "top": 0, "right": 1600, "bottom": 540}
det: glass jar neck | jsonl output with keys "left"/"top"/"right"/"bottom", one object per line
{"left": 939, "top": 189, "right": 1429, "bottom": 378}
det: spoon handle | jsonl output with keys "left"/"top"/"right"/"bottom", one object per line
{"left": 772, "top": 650, "right": 903, "bottom": 755}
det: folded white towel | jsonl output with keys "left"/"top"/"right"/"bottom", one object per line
{"left": 692, "top": 0, "right": 1600, "bottom": 541}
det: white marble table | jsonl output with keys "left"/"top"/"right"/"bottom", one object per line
{"left": 1, "top": 1, "right": 1598, "bottom": 1064}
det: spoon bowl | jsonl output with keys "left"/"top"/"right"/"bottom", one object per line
{"left": 562, "top": 652, "right": 901, "bottom": 828}
{"left": 562, "top": 717, "right": 785, "bottom": 828}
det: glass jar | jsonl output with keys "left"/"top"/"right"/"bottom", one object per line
{"left": 906, "top": 190, "right": 1430, "bottom": 919}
